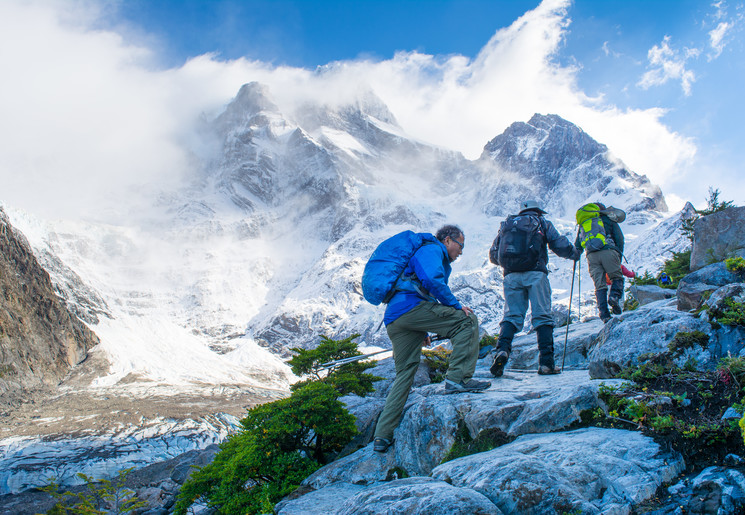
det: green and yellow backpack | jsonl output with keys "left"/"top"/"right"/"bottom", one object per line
{"left": 576, "top": 203, "right": 608, "bottom": 252}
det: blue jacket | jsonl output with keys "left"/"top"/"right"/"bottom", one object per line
{"left": 383, "top": 240, "right": 462, "bottom": 325}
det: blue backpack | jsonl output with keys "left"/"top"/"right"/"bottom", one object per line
{"left": 362, "top": 231, "right": 438, "bottom": 305}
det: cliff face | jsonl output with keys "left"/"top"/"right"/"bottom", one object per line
{"left": 0, "top": 208, "right": 99, "bottom": 398}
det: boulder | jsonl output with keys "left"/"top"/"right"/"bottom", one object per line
{"left": 431, "top": 428, "right": 685, "bottom": 515}
{"left": 664, "top": 466, "right": 745, "bottom": 514}
{"left": 677, "top": 282, "right": 719, "bottom": 312}
{"left": 630, "top": 284, "right": 676, "bottom": 306}
{"left": 588, "top": 298, "right": 712, "bottom": 378}
{"left": 677, "top": 263, "right": 743, "bottom": 311}
{"left": 275, "top": 482, "right": 368, "bottom": 515}
{"left": 690, "top": 206, "right": 745, "bottom": 272}
{"left": 501, "top": 319, "right": 605, "bottom": 371}
{"left": 337, "top": 477, "right": 502, "bottom": 515}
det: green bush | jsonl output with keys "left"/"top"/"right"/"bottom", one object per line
{"left": 726, "top": 257, "right": 745, "bottom": 276}
{"left": 175, "top": 335, "right": 372, "bottom": 515}
{"left": 288, "top": 334, "right": 382, "bottom": 396}
{"left": 175, "top": 382, "right": 357, "bottom": 514}
{"left": 43, "top": 468, "right": 146, "bottom": 514}
{"left": 632, "top": 270, "right": 657, "bottom": 286}
{"left": 716, "top": 298, "right": 745, "bottom": 328}
{"left": 668, "top": 331, "right": 709, "bottom": 357}
{"left": 661, "top": 250, "right": 691, "bottom": 288}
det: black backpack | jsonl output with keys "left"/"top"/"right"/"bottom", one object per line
{"left": 489, "top": 213, "right": 546, "bottom": 271}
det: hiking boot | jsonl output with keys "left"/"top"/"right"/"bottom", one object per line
{"left": 537, "top": 365, "right": 561, "bottom": 375}
{"left": 609, "top": 279, "right": 624, "bottom": 315}
{"left": 490, "top": 351, "right": 509, "bottom": 377}
{"left": 444, "top": 378, "right": 491, "bottom": 394}
{"left": 595, "top": 288, "right": 612, "bottom": 322}
{"left": 373, "top": 437, "right": 392, "bottom": 453}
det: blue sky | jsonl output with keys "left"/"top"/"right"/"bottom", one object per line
{"left": 0, "top": 0, "right": 743, "bottom": 219}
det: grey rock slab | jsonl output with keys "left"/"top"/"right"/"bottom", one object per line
{"left": 662, "top": 466, "right": 745, "bottom": 515}
{"left": 304, "top": 371, "right": 620, "bottom": 488}
{"left": 462, "top": 371, "right": 608, "bottom": 437}
{"left": 588, "top": 298, "right": 712, "bottom": 378}
{"left": 630, "top": 284, "right": 675, "bottom": 306}
{"left": 275, "top": 482, "right": 368, "bottom": 515}
{"left": 677, "top": 281, "right": 719, "bottom": 311}
{"left": 680, "top": 261, "right": 741, "bottom": 288}
{"left": 336, "top": 477, "right": 503, "bottom": 515}
{"left": 432, "top": 427, "right": 685, "bottom": 515}
{"left": 690, "top": 206, "right": 745, "bottom": 271}
{"left": 504, "top": 319, "right": 605, "bottom": 371}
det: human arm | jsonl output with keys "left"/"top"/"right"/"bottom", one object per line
{"left": 409, "top": 244, "right": 462, "bottom": 309}
{"left": 545, "top": 220, "right": 580, "bottom": 260}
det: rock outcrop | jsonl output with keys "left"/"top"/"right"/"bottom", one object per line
{"left": 690, "top": 205, "right": 745, "bottom": 271}
{"left": 0, "top": 209, "right": 99, "bottom": 401}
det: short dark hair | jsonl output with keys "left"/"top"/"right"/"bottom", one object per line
{"left": 436, "top": 224, "right": 463, "bottom": 243}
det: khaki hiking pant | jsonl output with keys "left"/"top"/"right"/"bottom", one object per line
{"left": 373, "top": 302, "right": 479, "bottom": 442}
{"left": 586, "top": 248, "right": 622, "bottom": 291}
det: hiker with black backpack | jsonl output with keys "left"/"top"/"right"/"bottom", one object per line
{"left": 488, "top": 200, "right": 580, "bottom": 377}
{"left": 363, "top": 225, "right": 489, "bottom": 453}
{"left": 574, "top": 202, "right": 626, "bottom": 323}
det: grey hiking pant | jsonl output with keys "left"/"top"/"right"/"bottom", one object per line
{"left": 586, "top": 248, "right": 622, "bottom": 291}
{"left": 501, "top": 271, "right": 553, "bottom": 331}
{"left": 373, "top": 302, "right": 479, "bottom": 441}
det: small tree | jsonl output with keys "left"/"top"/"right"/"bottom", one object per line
{"left": 289, "top": 334, "right": 382, "bottom": 396}
{"left": 43, "top": 468, "right": 146, "bottom": 514}
{"left": 175, "top": 335, "right": 375, "bottom": 515}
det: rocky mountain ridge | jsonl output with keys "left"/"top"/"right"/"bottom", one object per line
{"left": 0, "top": 208, "right": 99, "bottom": 401}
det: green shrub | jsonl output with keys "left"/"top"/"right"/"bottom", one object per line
{"left": 632, "top": 270, "right": 657, "bottom": 286}
{"left": 479, "top": 333, "right": 498, "bottom": 348}
{"left": 661, "top": 250, "right": 691, "bottom": 288}
{"left": 422, "top": 347, "right": 451, "bottom": 383}
{"left": 175, "top": 382, "right": 357, "bottom": 514}
{"left": 668, "top": 331, "right": 709, "bottom": 357}
{"left": 726, "top": 257, "right": 745, "bottom": 275}
{"left": 175, "top": 335, "right": 371, "bottom": 515}
{"left": 716, "top": 298, "right": 745, "bottom": 327}
{"left": 288, "top": 334, "right": 382, "bottom": 396}
{"left": 43, "top": 468, "right": 146, "bottom": 514}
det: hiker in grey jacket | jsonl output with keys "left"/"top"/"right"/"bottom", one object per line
{"left": 574, "top": 203, "right": 625, "bottom": 322}
{"left": 489, "top": 200, "right": 580, "bottom": 377}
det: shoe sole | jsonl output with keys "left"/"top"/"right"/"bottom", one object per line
{"left": 444, "top": 386, "right": 490, "bottom": 394}
{"left": 537, "top": 368, "right": 561, "bottom": 375}
{"left": 490, "top": 354, "right": 509, "bottom": 377}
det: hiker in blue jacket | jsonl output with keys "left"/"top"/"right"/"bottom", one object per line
{"left": 373, "top": 225, "right": 489, "bottom": 453}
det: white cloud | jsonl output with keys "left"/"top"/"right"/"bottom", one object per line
{"left": 709, "top": 21, "right": 733, "bottom": 58}
{"left": 638, "top": 36, "right": 698, "bottom": 96}
{"left": 0, "top": 0, "right": 698, "bottom": 221}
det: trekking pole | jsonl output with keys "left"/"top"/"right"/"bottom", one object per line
{"left": 562, "top": 258, "right": 577, "bottom": 371}
{"left": 577, "top": 253, "right": 581, "bottom": 320}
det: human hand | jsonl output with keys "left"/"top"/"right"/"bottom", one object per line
{"left": 461, "top": 306, "right": 474, "bottom": 316}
